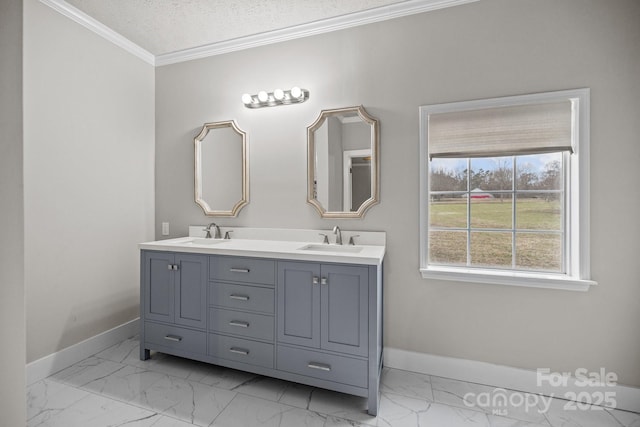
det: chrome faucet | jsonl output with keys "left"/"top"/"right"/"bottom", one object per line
{"left": 332, "top": 225, "right": 342, "bottom": 245}
{"left": 203, "top": 222, "right": 221, "bottom": 239}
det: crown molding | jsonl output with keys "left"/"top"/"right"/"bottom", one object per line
{"left": 41, "top": 0, "right": 478, "bottom": 67}
{"left": 39, "top": 0, "right": 155, "bottom": 66}
{"left": 155, "top": 0, "right": 479, "bottom": 66}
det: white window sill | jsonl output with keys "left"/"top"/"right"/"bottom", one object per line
{"left": 420, "top": 266, "right": 597, "bottom": 291}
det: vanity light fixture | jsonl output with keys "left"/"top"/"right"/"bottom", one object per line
{"left": 242, "top": 86, "right": 309, "bottom": 108}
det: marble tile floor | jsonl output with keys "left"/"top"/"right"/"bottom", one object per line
{"left": 27, "top": 337, "right": 640, "bottom": 427}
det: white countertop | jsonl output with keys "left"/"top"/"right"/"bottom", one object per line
{"left": 139, "top": 227, "right": 386, "bottom": 266}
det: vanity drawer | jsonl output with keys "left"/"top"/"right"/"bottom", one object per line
{"left": 210, "top": 256, "right": 275, "bottom": 285}
{"left": 209, "top": 333, "right": 274, "bottom": 368}
{"left": 144, "top": 322, "right": 206, "bottom": 355}
{"left": 209, "top": 308, "right": 274, "bottom": 341}
{"left": 209, "top": 282, "right": 275, "bottom": 314}
{"left": 276, "top": 346, "right": 367, "bottom": 388}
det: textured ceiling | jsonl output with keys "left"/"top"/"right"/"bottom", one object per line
{"left": 64, "top": 0, "right": 410, "bottom": 56}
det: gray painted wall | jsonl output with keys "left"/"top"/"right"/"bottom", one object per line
{"left": 155, "top": 0, "right": 640, "bottom": 386}
{"left": 24, "top": 0, "right": 155, "bottom": 362}
{"left": 0, "top": 0, "right": 26, "bottom": 423}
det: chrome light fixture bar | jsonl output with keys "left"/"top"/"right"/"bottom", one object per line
{"left": 242, "top": 86, "right": 309, "bottom": 109}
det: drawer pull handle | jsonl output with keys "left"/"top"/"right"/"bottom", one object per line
{"left": 230, "top": 268, "right": 250, "bottom": 273}
{"left": 164, "top": 335, "right": 182, "bottom": 342}
{"left": 229, "top": 347, "right": 249, "bottom": 355}
{"left": 229, "top": 320, "right": 250, "bottom": 328}
{"left": 307, "top": 362, "right": 331, "bottom": 372}
{"left": 229, "top": 294, "right": 250, "bottom": 301}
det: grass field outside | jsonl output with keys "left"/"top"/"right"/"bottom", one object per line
{"left": 428, "top": 198, "right": 563, "bottom": 272}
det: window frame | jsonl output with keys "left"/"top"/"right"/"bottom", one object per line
{"left": 419, "top": 89, "right": 596, "bottom": 291}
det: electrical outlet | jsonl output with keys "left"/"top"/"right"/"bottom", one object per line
{"left": 162, "top": 222, "right": 170, "bottom": 236}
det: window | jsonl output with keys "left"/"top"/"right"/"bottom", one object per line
{"left": 419, "top": 89, "right": 595, "bottom": 291}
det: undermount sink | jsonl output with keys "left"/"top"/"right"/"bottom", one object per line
{"left": 298, "top": 244, "right": 363, "bottom": 253}
{"left": 184, "top": 238, "right": 227, "bottom": 246}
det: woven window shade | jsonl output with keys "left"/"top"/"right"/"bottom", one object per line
{"left": 428, "top": 100, "right": 573, "bottom": 159}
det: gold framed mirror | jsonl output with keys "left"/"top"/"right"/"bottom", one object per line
{"left": 307, "top": 106, "right": 380, "bottom": 218}
{"left": 194, "top": 120, "right": 248, "bottom": 217}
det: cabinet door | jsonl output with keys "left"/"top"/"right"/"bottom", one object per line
{"left": 174, "top": 254, "right": 208, "bottom": 329}
{"left": 277, "top": 262, "right": 321, "bottom": 348}
{"left": 143, "top": 251, "right": 174, "bottom": 324}
{"left": 321, "top": 264, "right": 369, "bottom": 357}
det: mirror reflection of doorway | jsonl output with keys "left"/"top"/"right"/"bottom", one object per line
{"left": 343, "top": 149, "right": 372, "bottom": 211}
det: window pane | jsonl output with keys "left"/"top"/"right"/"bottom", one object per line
{"left": 515, "top": 194, "right": 562, "bottom": 230}
{"left": 470, "top": 232, "right": 512, "bottom": 268}
{"left": 470, "top": 198, "right": 512, "bottom": 229}
{"left": 469, "top": 157, "right": 513, "bottom": 192}
{"left": 429, "top": 198, "right": 467, "bottom": 228}
{"left": 430, "top": 158, "right": 467, "bottom": 191}
{"left": 429, "top": 231, "right": 467, "bottom": 265}
{"left": 515, "top": 233, "right": 562, "bottom": 272}
{"left": 538, "top": 153, "right": 562, "bottom": 190}
{"left": 515, "top": 156, "right": 539, "bottom": 190}
{"left": 516, "top": 152, "right": 563, "bottom": 191}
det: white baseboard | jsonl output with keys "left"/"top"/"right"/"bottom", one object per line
{"left": 384, "top": 347, "right": 640, "bottom": 414}
{"left": 26, "top": 318, "right": 139, "bottom": 385}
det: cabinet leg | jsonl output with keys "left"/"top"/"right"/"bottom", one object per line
{"left": 367, "top": 359, "right": 381, "bottom": 416}
{"left": 367, "top": 393, "right": 379, "bottom": 416}
{"left": 367, "top": 379, "right": 380, "bottom": 416}
{"left": 140, "top": 347, "right": 150, "bottom": 361}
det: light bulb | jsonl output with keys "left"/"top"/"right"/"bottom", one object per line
{"left": 290, "top": 86, "right": 302, "bottom": 99}
{"left": 258, "top": 91, "right": 269, "bottom": 102}
{"left": 273, "top": 88, "right": 284, "bottom": 101}
{"left": 241, "top": 93, "right": 253, "bottom": 105}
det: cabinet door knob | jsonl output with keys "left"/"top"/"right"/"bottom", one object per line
{"left": 312, "top": 276, "right": 319, "bottom": 285}
{"left": 167, "top": 264, "right": 173, "bottom": 271}
{"left": 321, "top": 277, "right": 328, "bottom": 285}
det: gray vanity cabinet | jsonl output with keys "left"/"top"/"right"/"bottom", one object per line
{"left": 277, "top": 262, "right": 321, "bottom": 348}
{"left": 277, "top": 262, "right": 369, "bottom": 357}
{"left": 141, "top": 251, "right": 208, "bottom": 359}
{"left": 276, "top": 260, "right": 381, "bottom": 415}
{"left": 142, "top": 251, "right": 174, "bottom": 325}
{"left": 141, "top": 250, "right": 382, "bottom": 416}
{"left": 143, "top": 251, "right": 208, "bottom": 329}
{"left": 207, "top": 255, "right": 276, "bottom": 369}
